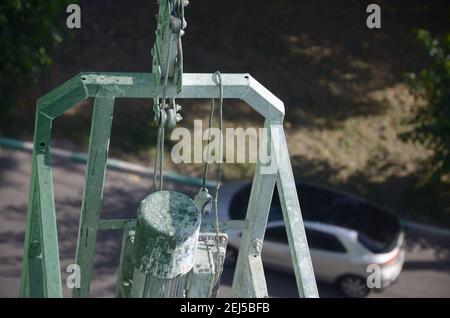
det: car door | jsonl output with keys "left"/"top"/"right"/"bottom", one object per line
{"left": 261, "top": 224, "right": 292, "bottom": 271}
{"left": 262, "top": 224, "right": 349, "bottom": 282}
{"left": 306, "top": 228, "right": 348, "bottom": 282}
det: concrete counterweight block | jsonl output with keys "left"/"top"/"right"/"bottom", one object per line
{"left": 130, "top": 191, "right": 201, "bottom": 297}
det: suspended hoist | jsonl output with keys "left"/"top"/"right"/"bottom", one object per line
{"left": 19, "top": 0, "right": 318, "bottom": 298}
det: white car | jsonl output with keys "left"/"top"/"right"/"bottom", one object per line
{"left": 217, "top": 181, "right": 406, "bottom": 298}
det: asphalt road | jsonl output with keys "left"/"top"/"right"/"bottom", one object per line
{"left": 0, "top": 148, "right": 449, "bottom": 298}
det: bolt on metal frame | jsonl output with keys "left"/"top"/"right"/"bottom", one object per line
{"left": 20, "top": 72, "right": 319, "bottom": 298}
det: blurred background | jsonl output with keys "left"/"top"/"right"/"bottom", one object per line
{"left": 0, "top": 0, "right": 449, "bottom": 297}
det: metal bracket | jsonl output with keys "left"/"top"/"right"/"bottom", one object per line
{"left": 152, "top": 0, "right": 188, "bottom": 125}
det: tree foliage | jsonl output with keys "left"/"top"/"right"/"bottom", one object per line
{"left": 0, "top": 1, "right": 75, "bottom": 116}
{"left": 406, "top": 29, "right": 450, "bottom": 181}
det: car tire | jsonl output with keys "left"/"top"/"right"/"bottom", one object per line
{"left": 224, "top": 247, "right": 238, "bottom": 267}
{"left": 337, "top": 275, "right": 370, "bottom": 298}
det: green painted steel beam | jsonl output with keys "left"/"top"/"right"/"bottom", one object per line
{"left": 96, "top": 218, "right": 246, "bottom": 232}
{"left": 68, "top": 72, "right": 284, "bottom": 122}
{"left": 20, "top": 169, "right": 43, "bottom": 298}
{"left": 271, "top": 125, "right": 319, "bottom": 298}
{"left": 115, "top": 222, "right": 136, "bottom": 298}
{"left": 33, "top": 72, "right": 284, "bottom": 122}
{"left": 72, "top": 94, "right": 116, "bottom": 298}
{"left": 36, "top": 152, "right": 62, "bottom": 297}
{"left": 200, "top": 219, "right": 248, "bottom": 232}
{"left": 38, "top": 74, "right": 88, "bottom": 119}
{"left": 98, "top": 219, "right": 135, "bottom": 231}
{"left": 231, "top": 121, "right": 274, "bottom": 298}
{"left": 20, "top": 110, "right": 62, "bottom": 298}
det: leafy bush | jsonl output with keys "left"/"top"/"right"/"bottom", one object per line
{"left": 0, "top": 1, "right": 75, "bottom": 116}
{"left": 405, "top": 29, "right": 450, "bottom": 181}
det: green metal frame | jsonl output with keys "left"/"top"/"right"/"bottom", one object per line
{"left": 20, "top": 72, "right": 318, "bottom": 298}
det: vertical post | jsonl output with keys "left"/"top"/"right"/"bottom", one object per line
{"left": 36, "top": 152, "right": 63, "bottom": 297}
{"left": 271, "top": 124, "right": 319, "bottom": 298}
{"left": 20, "top": 171, "right": 41, "bottom": 298}
{"left": 231, "top": 120, "right": 275, "bottom": 298}
{"left": 20, "top": 110, "right": 62, "bottom": 297}
{"left": 72, "top": 94, "right": 115, "bottom": 297}
{"left": 115, "top": 222, "right": 136, "bottom": 298}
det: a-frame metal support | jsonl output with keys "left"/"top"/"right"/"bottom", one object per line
{"left": 20, "top": 72, "right": 318, "bottom": 298}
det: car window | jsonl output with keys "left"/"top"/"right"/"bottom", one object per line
{"left": 229, "top": 182, "right": 399, "bottom": 253}
{"left": 229, "top": 184, "right": 283, "bottom": 221}
{"left": 268, "top": 184, "right": 337, "bottom": 222}
{"left": 328, "top": 198, "right": 400, "bottom": 252}
{"left": 328, "top": 198, "right": 363, "bottom": 229}
{"left": 230, "top": 183, "right": 334, "bottom": 222}
{"left": 264, "top": 226, "right": 347, "bottom": 253}
{"left": 306, "top": 228, "right": 347, "bottom": 253}
{"left": 265, "top": 226, "right": 287, "bottom": 243}
{"left": 297, "top": 185, "right": 337, "bottom": 222}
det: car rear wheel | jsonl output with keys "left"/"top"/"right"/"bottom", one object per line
{"left": 338, "top": 275, "right": 370, "bottom": 298}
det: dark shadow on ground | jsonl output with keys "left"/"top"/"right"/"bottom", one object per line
{"left": 3, "top": 0, "right": 448, "bottom": 143}
{"left": 291, "top": 153, "right": 450, "bottom": 228}
{"left": 0, "top": 154, "right": 18, "bottom": 189}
